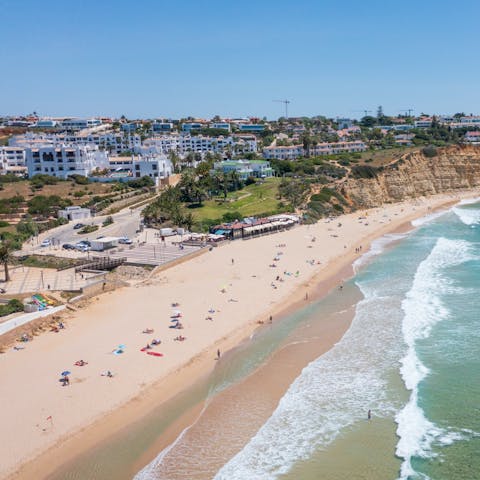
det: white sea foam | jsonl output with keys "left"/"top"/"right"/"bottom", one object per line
{"left": 457, "top": 196, "right": 480, "bottom": 206}
{"left": 213, "top": 279, "right": 403, "bottom": 479}
{"left": 452, "top": 206, "right": 480, "bottom": 225}
{"left": 411, "top": 210, "right": 447, "bottom": 227}
{"left": 395, "top": 238, "right": 476, "bottom": 480}
{"left": 353, "top": 233, "right": 406, "bottom": 273}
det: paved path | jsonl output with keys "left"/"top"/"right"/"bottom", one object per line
{"left": 3, "top": 267, "right": 96, "bottom": 295}
{"left": 107, "top": 243, "right": 202, "bottom": 266}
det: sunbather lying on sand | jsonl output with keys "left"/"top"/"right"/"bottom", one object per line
{"left": 74, "top": 360, "right": 88, "bottom": 366}
{"left": 142, "top": 328, "right": 154, "bottom": 334}
{"left": 174, "top": 335, "right": 186, "bottom": 342}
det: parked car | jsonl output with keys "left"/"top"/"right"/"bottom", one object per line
{"left": 73, "top": 223, "right": 85, "bottom": 230}
{"left": 62, "top": 243, "right": 75, "bottom": 250}
{"left": 118, "top": 237, "right": 132, "bottom": 244}
{"left": 75, "top": 244, "right": 90, "bottom": 252}
{"left": 40, "top": 239, "right": 51, "bottom": 247}
{"left": 96, "top": 235, "right": 105, "bottom": 239}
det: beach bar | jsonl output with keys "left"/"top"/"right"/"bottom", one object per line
{"left": 211, "top": 214, "right": 299, "bottom": 240}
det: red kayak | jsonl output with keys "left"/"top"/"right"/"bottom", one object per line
{"left": 147, "top": 351, "right": 163, "bottom": 357}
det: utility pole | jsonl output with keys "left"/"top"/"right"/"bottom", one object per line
{"left": 273, "top": 99, "right": 291, "bottom": 119}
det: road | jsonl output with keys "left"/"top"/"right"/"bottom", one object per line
{"left": 18, "top": 205, "right": 145, "bottom": 257}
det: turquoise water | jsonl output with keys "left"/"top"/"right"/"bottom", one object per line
{"left": 212, "top": 202, "right": 480, "bottom": 480}
{"left": 53, "top": 201, "right": 480, "bottom": 480}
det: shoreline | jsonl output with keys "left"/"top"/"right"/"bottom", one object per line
{"left": 4, "top": 190, "right": 478, "bottom": 480}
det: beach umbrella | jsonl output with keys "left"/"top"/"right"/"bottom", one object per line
{"left": 118, "top": 344, "right": 126, "bottom": 349}
{"left": 61, "top": 370, "right": 71, "bottom": 376}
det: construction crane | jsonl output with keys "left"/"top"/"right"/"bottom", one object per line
{"left": 273, "top": 99, "right": 291, "bottom": 119}
{"left": 352, "top": 109, "right": 372, "bottom": 117}
{"left": 400, "top": 108, "right": 414, "bottom": 117}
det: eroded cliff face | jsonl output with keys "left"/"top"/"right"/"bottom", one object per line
{"left": 341, "top": 145, "right": 480, "bottom": 208}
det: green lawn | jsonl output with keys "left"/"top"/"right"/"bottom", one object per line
{"left": 190, "top": 177, "right": 282, "bottom": 224}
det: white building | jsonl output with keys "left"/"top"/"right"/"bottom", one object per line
{"left": 108, "top": 154, "right": 172, "bottom": 186}
{"left": 10, "top": 131, "right": 140, "bottom": 154}
{"left": 181, "top": 122, "right": 204, "bottom": 132}
{"left": 152, "top": 122, "right": 174, "bottom": 133}
{"left": 34, "top": 119, "right": 58, "bottom": 128}
{"left": 139, "top": 134, "right": 257, "bottom": 157}
{"left": 262, "top": 145, "right": 304, "bottom": 160}
{"left": 25, "top": 145, "right": 109, "bottom": 178}
{"left": 414, "top": 119, "right": 432, "bottom": 128}
{"left": 0, "top": 146, "right": 27, "bottom": 175}
{"left": 58, "top": 205, "right": 91, "bottom": 221}
{"left": 263, "top": 141, "right": 366, "bottom": 160}
{"left": 464, "top": 131, "right": 480, "bottom": 144}
{"left": 210, "top": 122, "right": 231, "bottom": 131}
{"left": 62, "top": 118, "right": 102, "bottom": 130}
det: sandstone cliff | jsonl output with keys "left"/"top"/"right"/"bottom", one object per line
{"left": 341, "top": 145, "right": 480, "bottom": 208}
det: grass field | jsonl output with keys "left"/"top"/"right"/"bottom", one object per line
{"left": 189, "top": 177, "right": 282, "bottom": 225}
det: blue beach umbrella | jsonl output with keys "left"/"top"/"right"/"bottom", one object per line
{"left": 61, "top": 370, "right": 71, "bottom": 376}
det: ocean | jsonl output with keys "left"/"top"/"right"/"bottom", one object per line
{"left": 51, "top": 200, "right": 480, "bottom": 480}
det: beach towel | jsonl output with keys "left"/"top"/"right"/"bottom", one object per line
{"left": 146, "top": 352, "right": 163, "bottom": 357}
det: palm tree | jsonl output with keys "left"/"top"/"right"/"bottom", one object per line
{"left": 0, "top": 240, "right": 13, "bottom": 282}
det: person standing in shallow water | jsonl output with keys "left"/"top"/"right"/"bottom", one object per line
{"left": 368, "top": 409, "right": 372, "bottom": 420}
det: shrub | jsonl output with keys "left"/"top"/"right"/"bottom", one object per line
{"left": 127, "top": 176, "right": 155, "bottom": 189}
{"left": 350, "top": 165, "right": 379, "bottom": 179}
{"left": 68, "top": 174, "right": 90, "bottom": 185}
{"left": 102, "top": 216, "right": 114, "bottom": 227}
{"left": 30, "top": 174, "right": 59, "bottom": 189}
{"left": 0, "top": 298, "right": 24, "bottom": 317}
{"left": 222, "top": 211, "right": 242, "bottom": 223}
{"left": 78, "top": 224, "right": 99, "bottom": 234}
{"left": 422, "top": 145, "right": 438, "bottom": 158}
{"left": 245, "top": 176, "right": 256, "bottom": 186}
{"left": 0, "top": 220, "right": 9, "bottom": 228}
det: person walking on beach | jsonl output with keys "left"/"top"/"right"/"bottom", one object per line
{"left": 216, "top": 349, "right": 221, "bottom": 360}
{"left": 231, "top": 258, "right": 234, "bottom": 265}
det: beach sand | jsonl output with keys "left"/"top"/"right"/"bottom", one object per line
{"left": 1, "top": 191, "right": 476, "bottom": 480}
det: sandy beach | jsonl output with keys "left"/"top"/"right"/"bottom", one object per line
{"left": 1, "top": 191, "right": 477, "bottom": 480}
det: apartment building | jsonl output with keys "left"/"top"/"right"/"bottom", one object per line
{"left": 0, "top": 146, "right": 27, "bottom": 175}
{"left": 10, "top": 132, "right": 140, "bottom": 154}
{"left": 108, "top": 154, "right": 172, "bottom": 185}
{"left": 152, "top": 122, "right": 174, "bottom": 133}
{"left": 210, "top": 122, "right": 231, "bottom": 131}
{"left": 263, "top": 141, "right": 366, "bottom": 160}
{"left": 181, "top": 122, "right": 204, "bottom": 132}
{"left": 25, "top": 145, "right": 109, "bottom": 178}
{"left": 414, "top": 119, "right": 433, "bottom": 128}
{"left": 62, "top": 118, "right": 102, "bottom": 130}
{"left": 139, "top": 134, "right": 257, "bottom": 157}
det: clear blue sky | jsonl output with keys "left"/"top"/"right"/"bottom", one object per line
{"left": 1, "top": 0, "right": 479, "bottom": 119}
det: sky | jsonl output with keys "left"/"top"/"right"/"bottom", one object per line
{"left": 1, "top": 0, "right": 479, "bottom": 119}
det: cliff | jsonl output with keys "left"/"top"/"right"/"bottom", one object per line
{"left": 341, "top": 145, "right": 480, "bottom": 208}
